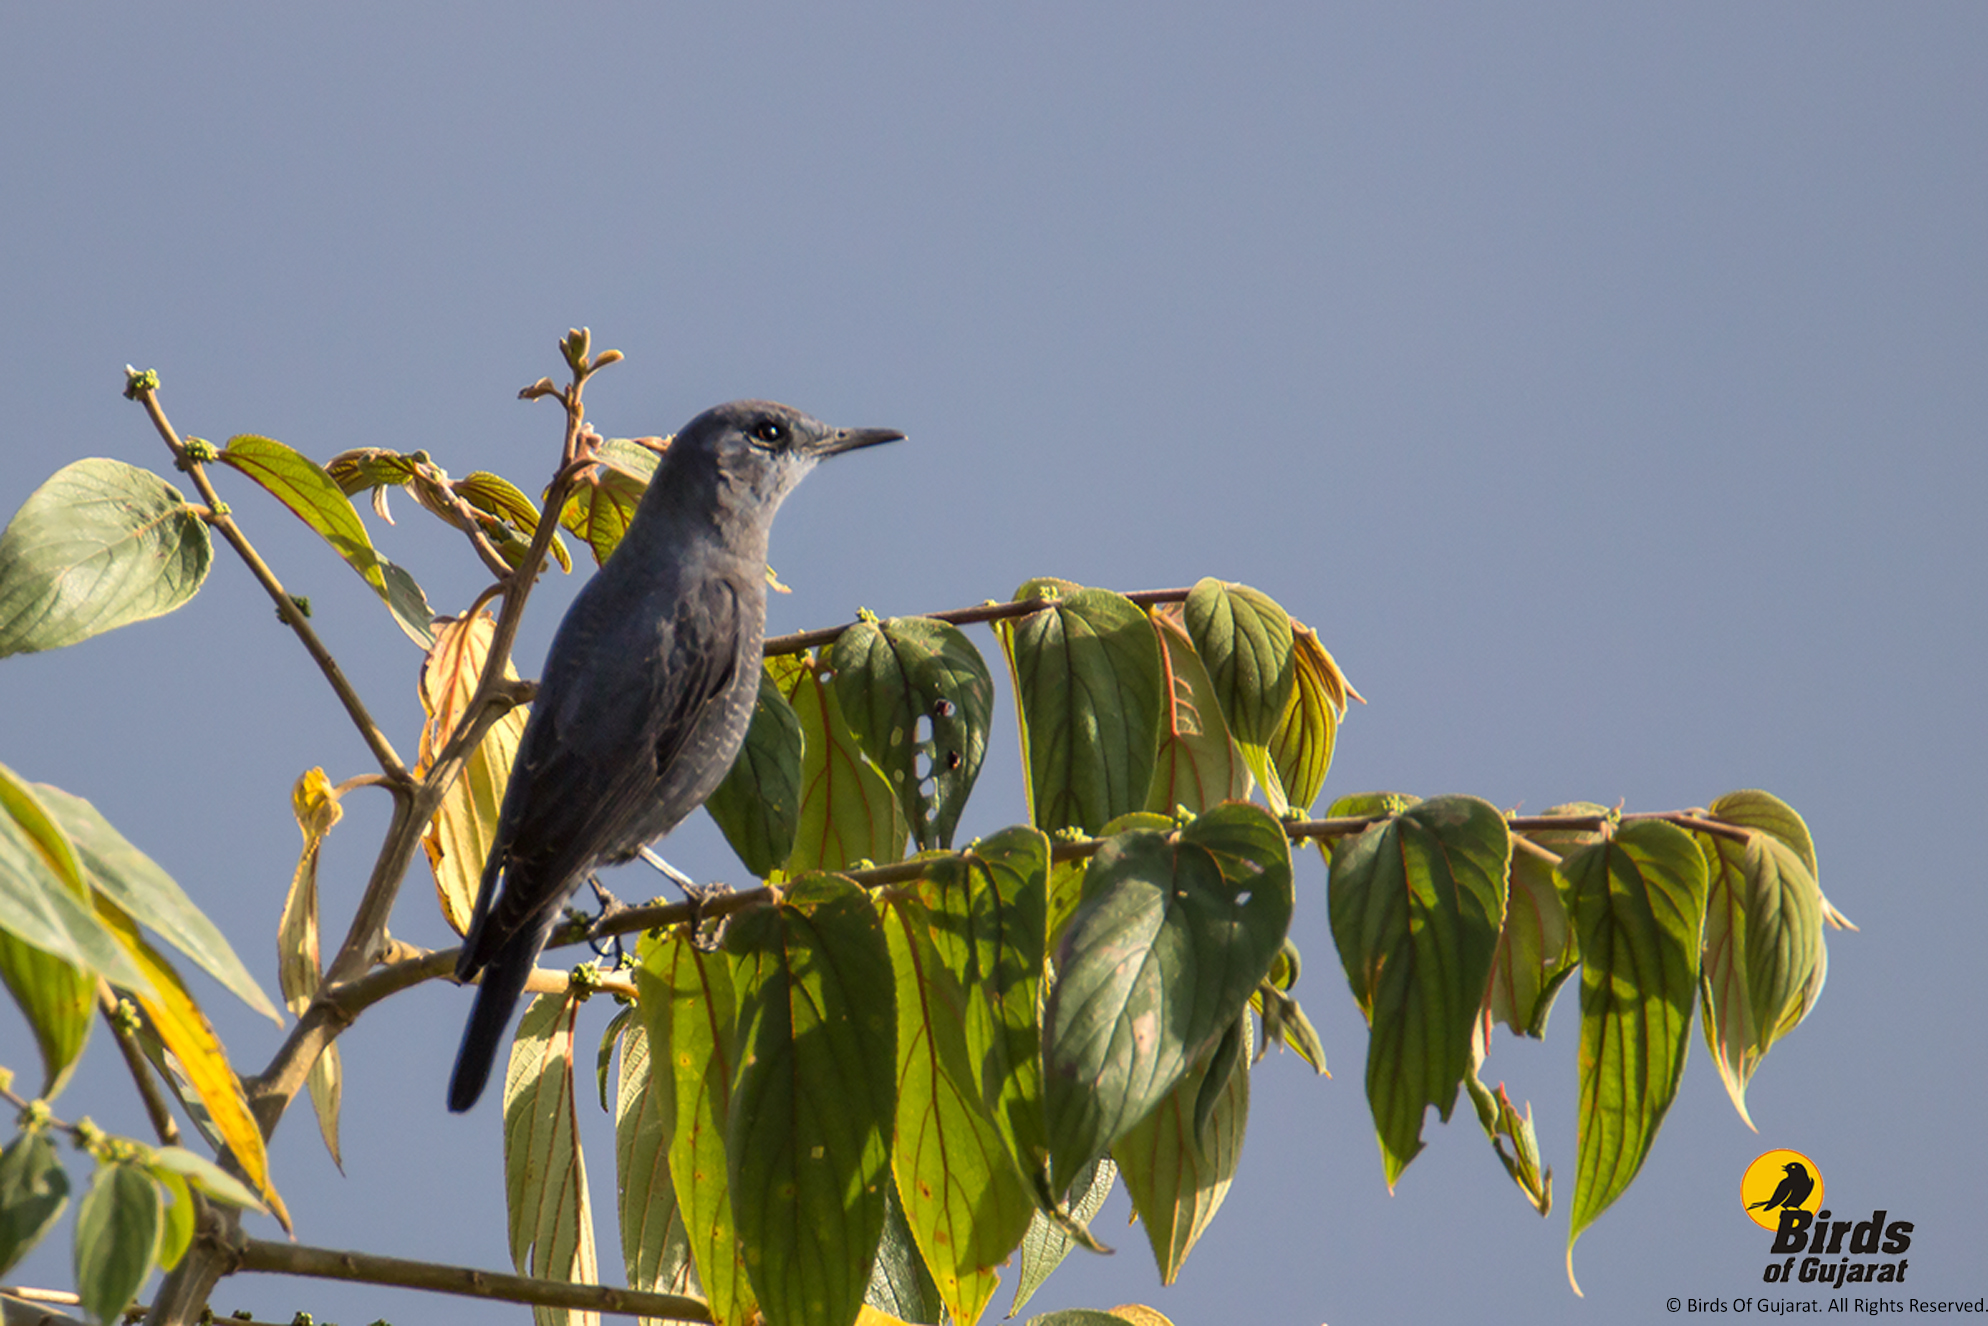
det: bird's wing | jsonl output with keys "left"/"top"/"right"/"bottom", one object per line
{"left": 473, "top": 574, "right": 748, "bottom": 954}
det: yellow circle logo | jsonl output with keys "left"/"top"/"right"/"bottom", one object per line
{"left": 1741, "top": 1149, "right": 1825, "bottom": 1231}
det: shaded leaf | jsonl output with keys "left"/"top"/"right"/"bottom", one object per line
{"left": 1044, "top": 804, "right": 1292, "bottom": 1195}
{"left": 1182, "top": 579, "right": 1296, "bottom": 810}
{"left": 1487, "top": 842, "right": 1579, "bottom": 1038}
{"left": 1464, "top": 1067, "right": 1552, "bottom": 1217}
{"left": 776, "top": 653, "right": 907, "bottom": 874}
{"left": 1142, "top": 607, "right": 1247, "bottom": 816}
{"left": 636, "top": 929, "right": 753, "bottom": 1326}
{"left": 416, "top": 612, "right": 529, "bottom": 935}
{"left": 726, "top": 875, "right": 897, "bottom": 1326}
{"left": 35, "top": 781, "right": 280, "bottom": 1022}
{"left": 993, "top": 585, "right": 1164, "bottom": 834}
{"left": 0, "top": 459, "right": 211, "bottom": 656}
{"left": 0, "top": 1129, "right": 69, "bottom": 1278}
{"left": 831, "top": 616, "right": 995, "bottom": 851}
{"left": 1562, "top": 821, "right": 1708, "bottom": 1287}
{"left": 73, "top": 1158, "right": 160, "bottom": 1326}
{"left": 145, "top": 1144, "right": 265, "bottom": 1212}
{"left": 0, "top": 932, "right": 93, "bottom": 1099}
{"left": 1326, "top": 795, "right": 1509, "bottom": 1187}
{"left": 502, "top": 989, "right": 600, "bottom": 1326}
{"left": 152, "top": 1169, "right": 195, "bottom": 1272}
{"left": 279, "top": 768, "right": 343, "bottom": 1168}
{"left": 865, "top": 1182, "right": 945, "bottom": 1326}
{"left": 1114, "top": 1013, "right": 1251, "bottom": 1283}
{"left": 883, "top": 895, "right": 1033, "bottom": 1326}
{"left": 378, "top": 556, "right": 438, "bottom": 649}
{"left": 705, "top": 667, "right": 804, "bottom": 878}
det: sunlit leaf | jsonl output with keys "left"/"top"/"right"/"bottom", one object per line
{"left": 636, "top": 929, "right": 753, "bottom": 1326}
{"left": 1182, "top": 579, "right": 1295, "bottom": 811}
{"left": 831, "top": 616, "right": 995, "bottom": 852}
{"left": 416, "top": 612, "right": 529, "bottom": 935}
{"left": 705, "top": 667, "right": 804, "bottom": 878}
{"left": 1562, "top": 821, "right": 1708, "bottom": 1288}
{"left": 1266, "top": 622, "right": 1351, "bottom": 816}
{"left": 279, "top": 768, "right": 343, "bottom": 1168}
{"left": 34, "top": 781, "right": 280, "bottom": 1022}
{"left": 502, "top": 989, "right": 600, "bottom": 1326}
{"left": 0, "top": 459, "right": 211, "bottom": 656}
{"left": 145, "top": 1144, "right": 265, "bottom": 1212}
{"left": 558, "top": 437, "right": 666, "bottom": 566}
{"left": 1326, "top": 795, "right": 1509, "bottom": 1187}
{"left": 456, "top": 470, "right": 573, "bottom": 573}
{"left": 218, "top": 434, "right": 388, "bottom": 595}
{"left": 883, "top": 896, "right": 1033, "bottom": 1326}
{"left": 776, "top": 652, "right": 907, "bottom": 874}
{"left": 1143, "top": 607, "right": 1247, "bottom": 816}
{"left": 1487, "top": 842, "right": 1578, "bottom": 1039}
{"left": 1710, "top": 789, "right": 1853, "bottom": 930}
{"left": 994, "top": 584, "right": 1163, "bottom": 834}
{"left": 727, "top": 875, "right": 897, "bottom": 1326}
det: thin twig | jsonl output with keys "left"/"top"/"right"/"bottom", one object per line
{"left": 127, "top": 385, "right": 412, "bottom": 784}
{"left": 765, "top": 586, "right": 1198, "bottom": 656}
{"left": 97, "top": 987, "right": 180, "bottom": 1147}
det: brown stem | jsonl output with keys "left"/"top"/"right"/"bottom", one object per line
{"left": 233, "top": 1237, "right": 711, "bottom": 1322}
{"left": 97, "top": 987, "right": 180, "bottom": 1147}
{"left": 765, "top": 586, "right": 1197, "bottom": 656}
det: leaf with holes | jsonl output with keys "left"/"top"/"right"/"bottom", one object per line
{"left": 0, "top": 459, "right": 211, "bottom": 657}
{"left": 994, "top": 584, "right": 1163, "bottom": 834}
{"left": 831, "top": 615, "right": 994, "bottom": 851}
{"left": 1327, "top": 795, "right": 1510, "bottom": 1188}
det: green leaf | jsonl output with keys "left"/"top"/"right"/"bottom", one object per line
{"left": 0, "top": 767, "right": 150, "bottom": 992}
{"left": 379, "top": 556, "right": 438, "bottom": 648}
{"left": 1266, "top": 622, "right": 1351, "bottom": 816}
{"left": 35, "top": 782, "right": 282, "bottom": 1023}
{"left": 1562, "top": 821, "right": 1708, "bottom": 1286}
{"left": 1324, "top": 790, "right": 1420, "bottom": 820}
{"left": 145, "top": 1145, "right": 264, "bottom": 1212}
{"left": 1182, "top": 579, "right": 1296, "bottom": 811}
{"left": 559, "top": 437, "right": 665, "bottom": 566}
{"left": 1044, "top": 804, "right": 1293, "bottom": 1195}
{"left": 501, "top": 990, "right": 599, "bottom": 1326}
{"left": 0, "top": 458, "right": 211, "bottom": 656}
{"left": 830, "top": 616, "right": 995, "bottom": 852}
{"left": 636, "top": 930, "right": 753, "bottom": 1326}
{"left": 455, "top": 470, "right": 573, "bottom": 573}
{"left": 705, "top": 667, "right": 804, "bottom": 878}
{"left": 1143, "top": 607, "right": 1247, "bottom": 815}
{"left": 218, "top": 435, "right": 388, "bottom": 595}
{"left": 1009, "top": 1157, "right": 1115, "bottom": 1317}
{"left": 0, "top": 764, "right": 97, "bottom": 1097}
{"left": 866, "top": 1181, "right": 945, "bottom": 1325}
{"left": 1114, "top": 1012, "right": 1251, "bottom": 1283}
{"left": 919, "top": 826, "right": 1053, "bottom": 1204}
{"left": 1326, "top": 795, "right": 1510, "bottom": 1188}
{"left": 1696, "top": 828, "right": 1823, "bottom": 1129}
{"left": 1487, "top": 843, "right": 1579, "bottom": 1038}
{"left": 151, "top": 1170, "right": 194, "bottom": 1271}
{"left": 993, "top": 585, "right": 1164, "bottom": 834}
{"left": 883, "top": 897, "right": 1033, "bottom": 1326}
{"left": 73, "top": 1158, "right": 161, "bottom": 1325}
{"left": 614, "top": 1017, "right": 697, "bottom": 1306}
{"left": 0, "top": 1129, "right": 70, "bottom": 1278}
{"left": 776, "top": 652, "right": 907, "bottom": 874}
{"left": 726, "top": 875, "right": 897, "bottom": 1326}
{"left": 1710, "top": 789, "right": 1853, "bottom": 930}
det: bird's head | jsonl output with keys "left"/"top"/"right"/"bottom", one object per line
{"left": 678, "top": 399, "right": 903, "bottom": 518}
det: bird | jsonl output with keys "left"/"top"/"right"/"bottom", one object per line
{"left": 447, "top": 399, "right": 902, "bottom": 1112}
{"left": 1749, "top": 1161, "right": 1816, "bottom": 1212}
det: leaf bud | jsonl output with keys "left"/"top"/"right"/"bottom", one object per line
{"left": 122, "top": 366, "right": 160, "bottom": 399}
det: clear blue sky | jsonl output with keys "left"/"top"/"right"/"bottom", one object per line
{"left": 4, "top": 5, "right": 1985, "bottom": 1322}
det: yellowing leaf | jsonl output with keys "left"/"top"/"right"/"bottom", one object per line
{"left": 280, "top": 768, "right": 344, "bottom": 1169}
{"left": 417, "top": 612, "right": 529, "bottom": 935}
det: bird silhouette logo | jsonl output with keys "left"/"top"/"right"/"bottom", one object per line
{"left": 1741, "top": 1150, "right": 1825, "bottom": 1231}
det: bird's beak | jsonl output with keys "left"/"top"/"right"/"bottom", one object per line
{"left": 810, "top": 426, "right": 905, "bottom": 458}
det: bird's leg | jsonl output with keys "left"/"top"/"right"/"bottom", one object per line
{"left": 584, "top": 874, "right": 632, "bottom": 963}
{"left": 637, "top": 846, "right": 701, "bottom": 896}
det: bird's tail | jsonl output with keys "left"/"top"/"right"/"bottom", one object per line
{"left": 447, "top": 920, "right": 543, "bottom": 1113}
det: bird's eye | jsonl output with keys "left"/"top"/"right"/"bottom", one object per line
{"left": 750, "top": 420, "right": 788, "bottom": 446}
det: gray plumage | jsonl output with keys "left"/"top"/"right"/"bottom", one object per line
{"left": 448, "top": 399, "right": 901, "bottom": 1111}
